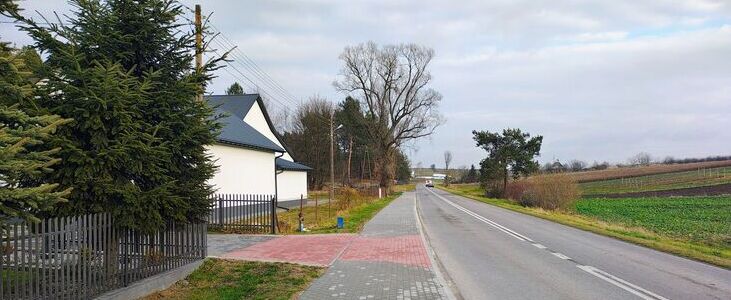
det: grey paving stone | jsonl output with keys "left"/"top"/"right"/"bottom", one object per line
{"left": 302, "top": 192, "right": 447, "bottom": 300}
{"left": 301, "top": 260, "right": 446, "bottom": 300}
{"left": 206, "top": 234, "right": 275, "bottom": 257}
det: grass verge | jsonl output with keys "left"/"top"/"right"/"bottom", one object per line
{"left": 276, "top": 184, "right": 415, "bottom": 234}
{"left": 144, "top": 258, "right": 323, "bottom": 300}
{"left": 437, "top": 184, "right": 731, "bottom": 269}
{"left": 277, "top": 191, "right": 405, "bottom": 234}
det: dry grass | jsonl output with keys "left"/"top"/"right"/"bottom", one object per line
{"left": 556, "top": 160, "right": 731, "bottom": 183}
{"left": 519, "top": 175, "right": 581, "bottom": 210}
{"left": 276, "top": 184, "right": 414, "bottom": 234}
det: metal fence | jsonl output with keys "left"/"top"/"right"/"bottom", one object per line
{"left": 207, "top": 194, "right": 276, "bottom": 234}
{"left": 0, "top": 213, "right": 207, "bottom": 300}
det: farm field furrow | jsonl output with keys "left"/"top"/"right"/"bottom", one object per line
{"left": 580, "top": 166, "right": 731, "bottom": 195}
{"left": 566, "top": 160, "right": 731, "bottom": 183}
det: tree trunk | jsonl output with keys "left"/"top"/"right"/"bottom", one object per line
{"left": 503, "top": 167, "right": 508, "bottom": 198}
{"left": 376, "top": 146, "right": 396, "bottom": 194}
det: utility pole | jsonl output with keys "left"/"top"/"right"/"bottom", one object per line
{"left": 329, "top": 111, "right": 335, "bottom": 218}
{"left": 347, "top": 136, "right": 353, "bottom": 186}
{"left": 194, "top": 4, "right": 203, "bottom": 102}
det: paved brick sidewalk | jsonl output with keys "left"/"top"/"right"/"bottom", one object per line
{"left": 212, "top": 234, "right": 356, "bottom": 266}
{"left": 301, "top": 191, "right": 449, "bottom": 300}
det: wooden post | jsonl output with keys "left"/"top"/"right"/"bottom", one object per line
{"left": 271, "top": 197, "right": 276, "bottom": 234}
{"left": 194, "top": 4, "right": 203, "bottom": 102}
{"left": 315, "top": 194, "right": 319, "bottom": 225}
{"left": 298, "top": 194, "right": 304, "bottom": 231}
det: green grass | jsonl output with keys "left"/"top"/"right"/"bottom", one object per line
{"left": 580, "top": 166, "right": 731, "bottom": 195}
{"left": 576, "top": 196, "right": 731, "bottom": 247}
{"left": 277, "top": 186, "right": 413, "bottom": 234}
{"left": 144, "top": 259, "right": 323, "bottom": 300}
{"left": 438, "top": 184, "right": 731, "bottom": 269}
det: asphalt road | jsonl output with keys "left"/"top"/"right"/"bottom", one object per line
{"left": 416, "top": 185, "right": 731, "bottom": 300}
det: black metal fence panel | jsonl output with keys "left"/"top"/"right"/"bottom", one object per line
{"left": 0, "top": 213, "right": 206, "bottom": 300}
{"left": 206, "top": 194, "right": 276, "bottom": 234}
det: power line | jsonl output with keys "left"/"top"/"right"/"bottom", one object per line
{"left": 178, "top": 3, "right": 305, "bottom": 108}
{"left": 210, "top": 38, "right": 301, "bottom": 108}
{"left": 209, "top": 23, "right": 301, "bottom": 104}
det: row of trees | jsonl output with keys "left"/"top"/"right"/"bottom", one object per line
{"left": 228, "top": 42, "right": 443, "bottom": 191}
{"left": 540, "top": 152, "right": 731, "bottom": 174}
{"left": 2, "top": 1, "right": 444, "bottom": 229}
{"left": 1, "top": 0, "right": 223, "bottom": 232}
{"left": 274, "top": 95, "right": 414, "bottom": 190}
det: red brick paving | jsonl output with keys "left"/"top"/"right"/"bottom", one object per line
{"left": 340, "top": 235, "right": 431, "bottom": 267}
{"left": 221, "top": 234, "right": 356, "bottom": 266}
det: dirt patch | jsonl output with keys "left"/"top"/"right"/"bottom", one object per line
{"left": 587, "top": 183, "right": 731, "bottom": 198}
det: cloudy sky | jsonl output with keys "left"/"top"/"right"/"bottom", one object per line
{"left": 2, "top": 0, "right": 731, "bottom": 168}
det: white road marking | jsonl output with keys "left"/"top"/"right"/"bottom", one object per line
{"left": 578, "top": 265, "right": 669, "bottom": 300}
{"left": 552, "top": 252, "right": 571, "bottom": 260}
{"left": 426, "top": 187, "right": 670, "bottom": 300}
{"left": 426, "top": 188, "right": 533, "bottom": 242}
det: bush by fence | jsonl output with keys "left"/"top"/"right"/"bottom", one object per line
{"left": 0, "top": 213, "right": 206, "bottom": 300}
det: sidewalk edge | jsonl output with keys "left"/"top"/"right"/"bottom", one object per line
{"left": 414, "top": 189, "right": 462, "bottom": 300}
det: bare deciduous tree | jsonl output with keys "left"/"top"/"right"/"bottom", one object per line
{"left": 334, "top": 41, "right": 443, "bottom": 190}
{"left": 629, "top": 152, "right": 653, "bottom": 166}
{"left": 568, "top": 159, "right": 587, "bottom": 172}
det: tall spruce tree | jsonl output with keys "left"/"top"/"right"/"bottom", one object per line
{"left": 3, "top": 0, "right": 224, "bottom": 232}
{"left": 0, "top": 40, "right": 70, "bottom": 225}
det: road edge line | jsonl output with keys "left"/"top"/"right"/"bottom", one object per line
{"left": 414, "top": 189, "right": 462, "bottom": 300}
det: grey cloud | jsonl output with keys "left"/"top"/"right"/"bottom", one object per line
{"left": 2, "top": 0, "right": 730, "bottom": 167}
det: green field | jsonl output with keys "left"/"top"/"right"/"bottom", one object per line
{"left": 580, "top": 166, "right": 731, "bottom": 195}
{"left": 576, "top": 196, "right": 731, "bottom": 247}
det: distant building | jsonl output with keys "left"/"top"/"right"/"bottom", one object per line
{"left": 432, "top": 173, "right": 447, "bottom": 180}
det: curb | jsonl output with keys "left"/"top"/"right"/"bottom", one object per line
{"left": 414, "top": 189, "right": 462, "bottom": 300}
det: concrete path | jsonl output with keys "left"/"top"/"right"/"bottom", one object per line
{"left": 419, "top": 185, "right": 731, "bottom": 300}
{"left": 300, "top": 191, "right": 451, "bottom": 300}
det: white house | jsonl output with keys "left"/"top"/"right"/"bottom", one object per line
{"left": 206, "top": 94, "right": 311, "bottom": 206}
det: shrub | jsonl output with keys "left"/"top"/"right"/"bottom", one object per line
{"left": 482, "top": 180, "right": 503, "bottom": 198}
{"left": 335, "top": 187, "right": 364, "bottom": 210}
{"left": 504, "top": 180, "right": 531, "bottom": 201}
{"left": 520, "top": 175, "right": 580, "bottom": 210}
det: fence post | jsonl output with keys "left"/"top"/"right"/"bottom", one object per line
{"left": 271, "top": 196, "right": 276, "bottom": 234}
{"left": 218, "top": 197, "right": 224, "bottom": 228}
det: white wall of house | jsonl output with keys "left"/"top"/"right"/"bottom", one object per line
{"left": 277, "top": 170, "right": 308, "bottom": 202}
{"left": 207, "top": 143, "right": 276, "bottom": 196}
{"left": 243, "top": 102, "right": 294, "bottom": 161}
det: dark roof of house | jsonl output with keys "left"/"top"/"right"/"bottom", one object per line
{"left": 208, "top": 95, "right": 284, "bottom": 152}
{"left": 207, "top": 94, "right": 258, "bottom": 119}
{"left": 276, "top": 158, "right": 312, "bottom": 171}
